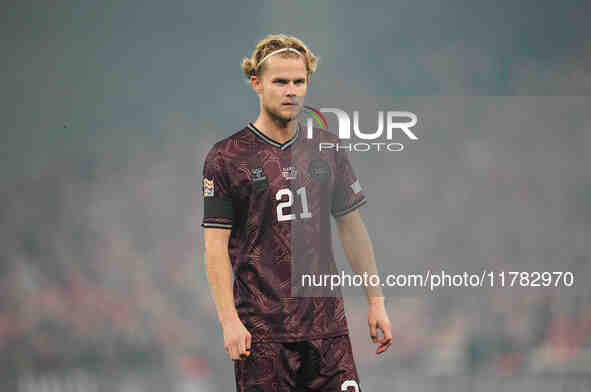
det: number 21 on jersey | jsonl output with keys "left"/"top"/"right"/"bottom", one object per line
{"left": 276, "top": 186, "right": 312, "bottom": 222}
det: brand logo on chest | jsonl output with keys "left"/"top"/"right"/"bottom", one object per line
{"left": 250, "top": 167, "right": 269, "bottom": 190}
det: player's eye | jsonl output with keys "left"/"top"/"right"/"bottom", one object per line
{"left": 274, "top": 79, "right": 288, "bottom": 85}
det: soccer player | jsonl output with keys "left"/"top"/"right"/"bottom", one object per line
{"left": 202, "top": 34, "right": 392, "bottom": 392}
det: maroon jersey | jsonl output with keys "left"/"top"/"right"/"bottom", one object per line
{"left": 202, "top": 122, "right": 366, "bottom": 342}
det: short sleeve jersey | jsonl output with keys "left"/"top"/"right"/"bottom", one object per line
{"left": 202, "top": 122, "right": 366, "bottom": 342}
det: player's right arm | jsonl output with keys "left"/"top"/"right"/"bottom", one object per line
{"left": 203, "top": 228, "right": 251, "bottom": 360}
{"left": 202, "top": 146, "right": 251, "bottom": 361}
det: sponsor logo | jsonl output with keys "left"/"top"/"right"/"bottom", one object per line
{"left": 203, "top": 178, "right": 214, "bottom": 197}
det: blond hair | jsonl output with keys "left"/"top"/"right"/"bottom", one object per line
{"left": 241, "top": 34, "right": 319, "bottom": 79}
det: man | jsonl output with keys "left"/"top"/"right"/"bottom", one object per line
{"left": 202, "top": 34, "right": 391, "bottom": 392}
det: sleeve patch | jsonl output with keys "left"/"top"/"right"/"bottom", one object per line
{"left": 350, "top": 179, "right": 362, "bottom": 194}
{"left": 203, "top": 178, "right": 214, "bottom": 197}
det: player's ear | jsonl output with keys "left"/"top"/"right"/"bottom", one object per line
{"left": 250, "top": 75, "right": 263, "bottom": 94}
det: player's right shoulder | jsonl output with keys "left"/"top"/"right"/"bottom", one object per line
{"left": 204, "top": 126, "right": 252, "bottom": 162}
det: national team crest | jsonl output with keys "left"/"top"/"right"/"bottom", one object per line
{"left": 203, "top": 178, "right": 214, "bottom": 197}
{"left": 308, "top": 159, "right": 331, "bottom": 183}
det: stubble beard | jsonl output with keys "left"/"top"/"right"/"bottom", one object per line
{"left": 264, "top": 102, "right": 301, "bottom": 129}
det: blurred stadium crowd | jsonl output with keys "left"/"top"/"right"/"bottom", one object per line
{"left": 1, "top": 130, "right": 590, "bottom": 392}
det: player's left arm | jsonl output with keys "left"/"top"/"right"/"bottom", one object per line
{"left": 335, "top": 210, "right": 392, "bottom": 354}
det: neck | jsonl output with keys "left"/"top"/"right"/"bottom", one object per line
{"left": 253, "top": 112, "right": 298, "bottom": 144}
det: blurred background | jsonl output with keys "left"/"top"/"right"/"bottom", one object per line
{"left": 2, "top": 0, "right": 590, "bottom": 391}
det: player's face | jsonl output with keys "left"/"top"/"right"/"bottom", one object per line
{"left": 256, "top": 56, "right": 308, "bottom": 124}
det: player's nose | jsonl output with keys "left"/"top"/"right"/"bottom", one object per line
{"left": 285, "top": 81, "right": 298, "bottom": 96}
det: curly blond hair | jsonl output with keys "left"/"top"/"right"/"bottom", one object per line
{"left": 241, "top": 34, "right": 318, "bottom": 79}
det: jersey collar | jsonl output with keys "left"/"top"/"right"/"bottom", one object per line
{"left": 248, "top": 122, "right": 300, "bottom": 150}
